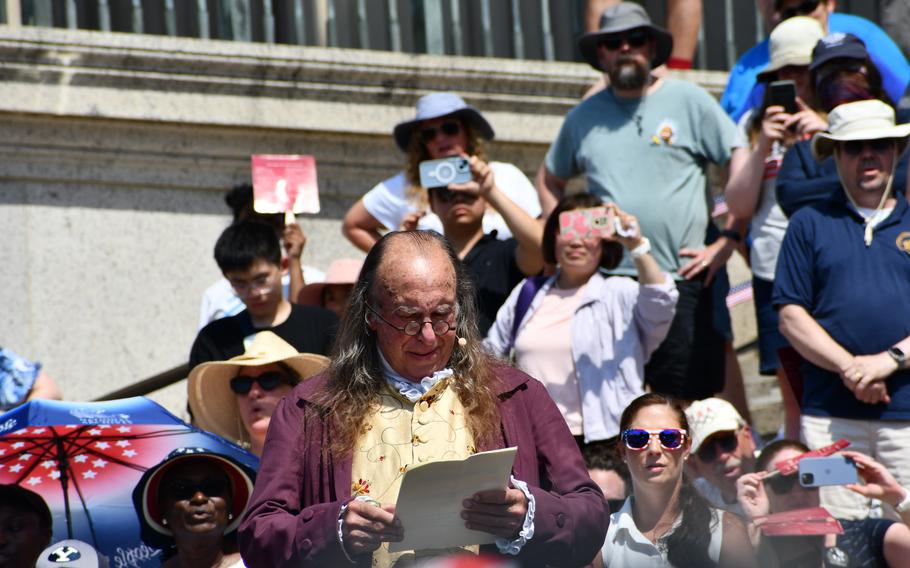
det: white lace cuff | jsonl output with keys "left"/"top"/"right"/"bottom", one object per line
{"left": 495, "top": 476, "right": 536, "bottom": 555}
{"left": 336, "top": 496, "right": 376, "bottom": 564}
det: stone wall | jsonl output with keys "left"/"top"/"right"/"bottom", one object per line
{"left": 0, "top": 25, "right": 758, "bottom": 420}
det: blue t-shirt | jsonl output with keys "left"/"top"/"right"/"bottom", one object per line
{"left": 545, "top": 79, "right": 737, "bottom": 277}
{"left": 836, "top": 518, "right": 895, "bottom": 568}
{"left": 773, "top": 190, "right": 910, "bottom": 420}
{"left": 721, "top": 13, "right": 910, "bottom": 121}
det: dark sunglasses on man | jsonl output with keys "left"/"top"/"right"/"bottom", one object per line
{"left": 696, "top": 430, "right": 740, "bottom": 462}
{"left": 420, "top": 121, "right": 462, "bottom": 144}
{"left": 763, "top": 472, "right": 802, "bottom": 495}
{"left": 838, "top": 138, "right": 896, "bottom": 156}
{"left": 429, "top": 186, "right": 478, "bottom": 204}
{"left": 600, "top": 29, "right": 650, "bottom": 51}
{"left": 229, "top": 371, "right": 296, "bottom": 395}
{"left": 780, "top": 0, "right": 821, "bottom": 21}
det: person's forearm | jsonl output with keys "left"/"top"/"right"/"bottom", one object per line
{"left": 485, "top": 185, "right": 544, "bottom": 275}
{"left": 585, "top": 0, "right": 619, "bottom": 32}
{"left": 535, "top": 164, "right": 565, "bottom": 218}
{"left": 778, "top": 304, "right": 853, "bottom": 373}
{"left": 632, "top": 252, "right": 666, "bottom": 285}
{"left": 725, "top": 144, "right": 768, "bottom": 219}
{"left": 287, "top": 257, "right": 304, "bottom": 303}
{"left": 343, "top": 225, "right": 381, "bottom": 253}
{"left": 27, "top": 371, "right": 62, "bottom": 401}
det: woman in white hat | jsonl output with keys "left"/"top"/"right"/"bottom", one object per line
{"left": 188, "top": 331, "right": 329, "bottom": 456}
{"left": 723, "top": 17, "right": 828, "bottom": 440}
{"left": 341, "top": 92, "right": 541, "bottom": 252}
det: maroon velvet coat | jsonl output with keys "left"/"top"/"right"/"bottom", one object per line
{"left": 238, "top": 364, "right": 609, "bottom": 567}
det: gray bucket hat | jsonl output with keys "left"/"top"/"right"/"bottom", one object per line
{"left": 578, "top": 2, "right": 673, "bottom": 71}
{"left": 393, "top": 92, "right": 495, "bottom": 152}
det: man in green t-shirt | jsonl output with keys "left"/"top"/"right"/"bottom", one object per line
{"left": 537, "top": 2, "right": 745, "bottom": 400}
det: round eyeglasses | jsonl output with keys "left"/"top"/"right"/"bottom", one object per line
{"left": 365, "top": 303, "right": 456, "bottom": 337}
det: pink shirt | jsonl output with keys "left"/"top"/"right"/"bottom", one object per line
{"left": 513, "top": 284, "right": 587, "bottom": 435}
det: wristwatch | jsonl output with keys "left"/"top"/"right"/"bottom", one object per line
{"left": 720, "top": 229, "right": 743, "bottom": 243}
{"left": 887, "top": 346, "right": 907, "bottom": 370}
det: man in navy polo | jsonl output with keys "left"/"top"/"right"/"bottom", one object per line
{"left": 774, "top": 99, "right": 910, "bottom": 521}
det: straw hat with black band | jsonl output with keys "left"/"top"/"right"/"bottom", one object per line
{"left": 811, "top": 99, "right": 910, "bottom": 246}
{"left": 188, "top": 331, "right": 329, "bottom": 446}
{"left": 131, "top": 447, "right": 256, "bottom": 550}
{"left": 577, "top": 2, "right": 673, "bottom": 71}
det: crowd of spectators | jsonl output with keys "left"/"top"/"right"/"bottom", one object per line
{"left": 4, "top": 0, "right": 910, "bottom": 566}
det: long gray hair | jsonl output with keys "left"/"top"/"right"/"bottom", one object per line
{"left": 318, "top": 230, "right": 500, "bottom": 455}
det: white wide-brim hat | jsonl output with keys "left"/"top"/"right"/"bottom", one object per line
{"left": 811, "top": 99, "right": 910, "bottom": 160}
{"left": 188, "top": 331, "right": 329, "bottom": 443}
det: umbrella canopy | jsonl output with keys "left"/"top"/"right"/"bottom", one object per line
{"left": 0, "top": 397, "right": 258, "bottom": 568}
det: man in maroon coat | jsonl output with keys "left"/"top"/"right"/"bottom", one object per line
{"left": 238, "top": 230, "right": 608, "bottom": 567}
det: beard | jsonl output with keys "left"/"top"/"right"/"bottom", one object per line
{"left": 608, "top": 55, "right": 651, "bottom": 90}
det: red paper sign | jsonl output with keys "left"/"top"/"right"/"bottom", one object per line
{"left": 754, "top": 507, "right": 843, "bottom": 536}
{"left": 251, "top": 154, "right": 320, "bottom": 214}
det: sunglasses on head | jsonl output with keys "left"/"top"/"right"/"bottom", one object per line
{"left": 420, "top": 121, "right": 461, "bottom": 144}
{"left": 229, "top": 371, "right": 294, "bottom": 395}
{"left": 780, "top": 0, "right": 821, "bottom": 20}
{"left": 696, "top": 430, "right": 740, "bottom": 462}
{"left": 164, "top": 478, "right": 228, "bottom": 501}
{"left": 839, "top": 138, "right": 896, "bottom": 156}
{"left": 763, "top": 473, "right": 800, "bottom": 495}
{"left": 600, "top": 29, "right": 650, "bottom": 51}
{"left": 621, "top": 428, "right": 687, "bottom": 451}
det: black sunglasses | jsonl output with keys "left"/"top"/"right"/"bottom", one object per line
{"left": 164, "top": 478, "right": 228, "bottom": 501}
{"left": 696, "top": 431, "right": 739, "bottom": 462}
{"left": 600, "top": 29, "right": 650, "bottom": 51}
{"left": 420, "top": 121, "right": 461, "bottom": 144}
{"left": 429, "top": 187, "right": 478, "bottom": 204}
{"left": 763, "top": 473, "right": 800, "bottom": 495}
{"left": 229, "top": 371, "right": 295, "bottom": 395}
{"left": 621, "top": 428, "right": 687, "bottom": 451}
{"left": 780, "top": 0, "right": 821, "bottom": 20}
{"left": 840, "top": 138, "right": 896, "bottom": 156}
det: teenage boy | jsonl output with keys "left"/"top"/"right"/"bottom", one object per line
{"left": 190, "top": 220, "right": 338, "bottom": 368}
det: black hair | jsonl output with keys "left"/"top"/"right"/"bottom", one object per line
{"left": 542, "top": 193, "right": 624, "bottom": 270}
{"left": 619, "top": 393, "right": 717, "bottom": 568}
{"left": 213, "top": 220, "right": 282, "bottom": 274}
{"left": 0, "top": 484, "right": 52, "bottom": 531}
{"left": 755, "top": 439, "right": 810, "bottom": 472}
{"left": 223, "top": 183, "right": 285, "bottom": 230}
{"left": 583, "top": 442, "right": 631, "bottom": 490}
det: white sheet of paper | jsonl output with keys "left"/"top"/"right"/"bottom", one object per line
{"left": 388, "top": 446, "right": 518, "bottom": 553}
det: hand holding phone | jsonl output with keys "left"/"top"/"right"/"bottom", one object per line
{"left": 765, "top": 80, "right": 798, "bottom": 115}
{"left": 419, "top": 157, "right": 472, "bottom": 188}
{"left": 559, "top": 207, "right": 616, "bottom": 241}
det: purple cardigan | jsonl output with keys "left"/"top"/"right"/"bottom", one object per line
{"left": 238, "top": 363, "right": 609, "bottom": 567}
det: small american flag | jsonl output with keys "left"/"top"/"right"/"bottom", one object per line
{"left": 726, "top": 281, "right": 754, "bottom": 309}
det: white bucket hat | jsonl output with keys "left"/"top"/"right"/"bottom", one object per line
{"left": 811, "top": 99, "right": 910, "bottom": 160}
{"left": 757, "top": 16, "right": 825, "bottom": 82}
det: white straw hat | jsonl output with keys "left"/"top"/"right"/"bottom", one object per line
{"left": 188, "top": 331, "right": 329, "bottom": 443}
{"left": 811, "top": 99, "right": 910, "bottom": 160}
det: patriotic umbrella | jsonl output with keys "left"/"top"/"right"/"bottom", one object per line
{"left": 0, "top": 397, "right": 258, "bottom": 568}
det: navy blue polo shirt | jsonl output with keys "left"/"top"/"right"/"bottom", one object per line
{"left": 773, "top": 189, "right": 910, "bottom": 420}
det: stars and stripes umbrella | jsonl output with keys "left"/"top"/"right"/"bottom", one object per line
{"left": 0, "top": 396, "right": 258, "bottom": 568}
